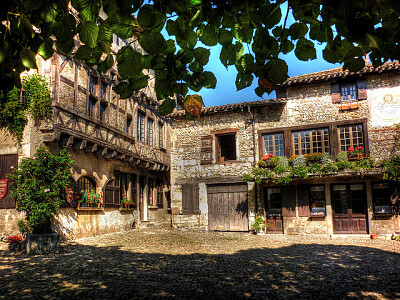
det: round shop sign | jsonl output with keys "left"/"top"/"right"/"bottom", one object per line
{"left": 0, "top": 179, "right": 8, "bottom": 200}
{"left": 371, "top": 92, "right": 400, "bottom": 126}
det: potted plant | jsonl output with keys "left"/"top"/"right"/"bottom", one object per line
{"left": 251, "top": 216, "right": 267, "bottom": 234}
{"left": 121, "top": 194, "right": 134, "bottom": 208}
{"left": 348, "top": 146, "right": 364, "bottom": 160}
{"left": 7, "top": 234, "right": 23, "bottom": 251}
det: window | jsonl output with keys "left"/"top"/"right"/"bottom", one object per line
{"left": 341, "top": 82, "right": 357, "bottom": 101}
{"left": 266, "top": 187, "right": 282, "bottom": 216}
{"left": 120, "top": 172, "right": 128, "bottom": 202}
{"left": 216, "top": 133, "right": 236, "bottom": 161}
{"left": 309, "top": 185, "right": 326, "bottom": 215}
{"left": 147, "top": 118, "right": 154, "bottom": 146}
{"left": 158, "top": 122, "right": 163, "bottom": 148}
{"left": 100, "top": 81, "right": 107, "bottom": 99}
{"left": 331, "top": 79, "right": 367, "bottom": 103}
{"left": 126, "top": 115, "right": 132, "bottom": 134}
{"left": 372, "top": 182, "right": 393, "bottom": 214}
{"left": 263, "top": 132, "right": 284, "bottom": 156}
{"left": 99, "top": 102, "right": 107, "bottom": 122}
{"left": 89, "top": 76, "right": 97, "bottom": 94}
{"left": 157, "top": 179, "right": 163, "bottom": 208}
{"left": 181, "top": 183, "right": 200, "bottom": 214}
{"left": 293, "top": 128, "right": 329, "bottom": 155}
{"left": 338, "top": 124, "right": 364, "bottom": 152}
{"left": 76, "top": 176, "right": 95, "bottom": 199}
{"left": 88, "top": 97, "right": 97, "bottom": 118}
{"left": 148, "top": 178, "right": 155, "bottom": 206}
{"left": 332, "top": 183, "right": 366, "bottom": 215}
{"left": 137, "top": 112, "right": 145, "bottom": 142}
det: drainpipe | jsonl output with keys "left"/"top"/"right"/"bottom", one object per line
{"left": 248, "top": 105, "right": 258, "bottom": 216}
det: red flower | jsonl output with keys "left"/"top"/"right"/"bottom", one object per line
{"left": 100, "top": 192, "right": 103, "bottom": 195}
{"left": 348, "top": 147, "right": 354, "bottom": 152}
{"left": 358, "top": 146, "right": 364, "bottom": 150}
{"left": 77, "top": 196, "right": 79, "bottom": 199}
{"left": 130, "top": 201, "right": 133, "bottom": 205}
{"left": 99, "top": 197, "right": 102, "bottom": 200}
{"left": 122, "top": 194, "right": 125, "bottom": 197}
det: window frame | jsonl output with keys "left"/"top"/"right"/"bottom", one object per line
{"left": 309, "top": 185, "right": 326, "bottom": 215}
{"left": 338, "top": 123, "right": 365, "bottom": 153}
{"left": 262, "top": 132, "right": 285, "bottom": 156}
{"left": 137, "top": 111, "right": 146, "bottom": 143}
{"left": 147, "top": 118, "right": 154, "bottom": 146}
{"left": 258, "top": 119, "right": 369, "bottom": 160}
{"left": 215, "top": 133, "right": 237, "bottom": 162}
{"left": 292, "top": 127, "right": 330, "bottom": 155}
{"left": 158, "top": 122, "right": 163, "bottom": 149}
{"left": 76, "top": 176, "right": 96, "bottom": 201}
{"left": 372, "top": 181, "right": 394, "bottom": 215}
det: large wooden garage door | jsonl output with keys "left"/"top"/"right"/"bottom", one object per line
{"left": 208, "top": 184, "right": 249, "bottom": 231}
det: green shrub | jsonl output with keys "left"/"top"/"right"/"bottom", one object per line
{"left": 304, "top": 152, "right": 323, "bottom": 164}
{"left": 292, "top": 155, "right": 306, "bottom": 168}
{"left": 277, "top": 156, "right": 289, "bottom": 168}
{"left": 321, "top": 162, "right": 339, "bottom": 175}
{"left": 383, "top": 155, "right": 400, "bottom": 182}
{"left": 308, "top": 163, "right": 322, "bottom": 174}
{"left": 336, "top": 151, "right": 348, "bottom": 163}
{"left": 321, "top": 152, "right": 332, "bottom": 165}
{"left": 291, "top": 165, "right": 309, "bottom": 178}
{"left": 251, "top": 216, "right": 267, "bottom": 233}
{"left": 10, "top": 147, "right": 73, "bottom": 233}
{"left": 258, "top": 159, "right": 267, "bottom": 168}
{"left": 269, "top": 156, "right": 280, "bottom": 167}
{"left": 337, "top": 160, "right": 354, "bottom": 171}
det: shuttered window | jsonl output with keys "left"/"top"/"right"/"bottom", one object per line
{"left": 182, "top": 183, "right": 200, "bottom": 214}
{"left": 200, "top": 135, "right": 212, "bottom": 164}
{"left": 137, "top": 111, "right": 145, "bottom": 142}
{"left": 104, "top": 170, "right": 120, "bottom": 207}
{"left": 281, "top": 186, "right": 296, "bottom": 217}
{"left": 332, "top": 79, "right": 367, "bottom": 104}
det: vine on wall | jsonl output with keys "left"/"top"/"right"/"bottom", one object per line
{"left": 0, "top": 74, "right": 52, "bottom": 143}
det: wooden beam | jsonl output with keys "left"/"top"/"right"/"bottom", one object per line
{"left": 79, "top": 140, "right": 87, "bottom": 150}
{"left": 66, "top": 136, "right": 74, "bottom": 146}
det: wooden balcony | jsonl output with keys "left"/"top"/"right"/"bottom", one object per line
{"left": 40, "top": 102, "right": 170, "bottom": 169}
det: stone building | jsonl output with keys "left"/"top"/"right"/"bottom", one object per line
{"left": 0, "top": 36, "right": 171, "bottom": 239}
{"left": 169, "top": 61, "right": 400, "bottom": 236}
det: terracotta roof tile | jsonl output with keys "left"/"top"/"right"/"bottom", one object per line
{"left": 281, "top": 61, "right": 400, "bottom": 86}
{"left": 168, "top": 98, "right": 286, "bottom": 118}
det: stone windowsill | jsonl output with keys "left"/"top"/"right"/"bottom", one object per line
{"left": 77, "top": 207, "right": 104, "bottom": 211}
{"left": 119, "top": 207, "right": 136, "bottom": 211}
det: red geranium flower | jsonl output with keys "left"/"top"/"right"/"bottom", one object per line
{"left": 348, "top": 147, "right": 354, "bottom": 152}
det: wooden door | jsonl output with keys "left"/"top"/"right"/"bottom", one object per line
{"left": 0, "top": 154, "right": 18, "bottom": 209}
{"left": 332, "top": 183, "right": 368, "bottom": 234}
{"left": 264, "top": 187, "right": 285, "bottom": 233}
{"left": 139, "top": 176, "right": 145, "bottom": 220}
{"left": 208, "top": 184, "right": 248, "bottom": 231}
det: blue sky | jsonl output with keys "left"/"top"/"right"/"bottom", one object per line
{"left": 198, "top": 45, "right": 341, "bottom": 107}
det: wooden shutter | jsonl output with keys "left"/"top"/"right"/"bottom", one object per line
{"left": 182, "top": 183, "right": 200, "bottom": 214}
{"left": 113, "top": 170, "right": 120, "bottom": 206}
{"left": 331, "top": 82, "right": 341, "bottom": 104}
{"left": 200, "top": 135, "right": 213, "bottom": 164}
{"left": 0, "top": 154, "right": 18, "bottom": 209}
{"left": 282, "top": 185, "right": 296, "bottom": 217}
{"left": 357, "top": 78, "right": 367, "bottom": 100}
{"left": 276, "top": 88, "right": 287, "bottom": 99}
{"left": 298, "top": 185, "right": 310, "bottom": 217}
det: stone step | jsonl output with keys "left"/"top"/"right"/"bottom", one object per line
{"left": 139, "top": 221, "right": 155, "bottom": 228}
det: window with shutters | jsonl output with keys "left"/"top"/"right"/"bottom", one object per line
{"left": 293, "top": 128, "right": 329, "bottom": 155}
{"left": 181, "top": 183, "right": 200, "bottom": 214}
{"left": 200, "top": 135, "right": 212, "bottom": 164}
{"left": 263, "top": 132, "right": 284, "bottom": 156}
{"left": 331, "top": 78, "right": 367, "bottom": 104}
{"left": 372, "top": 182, "right": 393, "bottom": 214}
{"left": 216, "top": 133, "right": 236, "bottom": 162}
{"left": 104, "top": 171, "right": 121, "bottom": 207}
{"left": 137, "top": 111, "right": 145, "bottom": 142}
{"left": 265, "top": 187, "right": 282, "bottom": 216}
{"left": 309, "top": 185, "right": 326, "bottom": 215}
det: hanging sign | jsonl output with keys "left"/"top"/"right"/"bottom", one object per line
{"left": 0, "top": 179, "right": 8, "bottom": 200}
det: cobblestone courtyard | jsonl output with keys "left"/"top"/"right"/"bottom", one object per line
{"left": 1, "top": 229, "right": 400, "bottom": 299}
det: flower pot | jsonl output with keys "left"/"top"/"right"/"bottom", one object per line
{"left": 97, "top": 202, "right": 101, "bottom": 208}
{"left": 371, "top": 234, "right": 378, "bottom": 240}
{"left": 350, "top": 103, "right": 359, "bottom": 109}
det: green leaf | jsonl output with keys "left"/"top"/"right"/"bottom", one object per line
{"left": 220, "top": 42, "right": 244, "bottom": 68}
{"left": 40, "top": 3, "right": 59, "bottom": 23}
{"left": 137, "top": 5, "right": 164, "bottom": 32}
{"left": 236, "top": 73, "right": 253, "bottom": 91}
{"left": 259, "top": 4, "right": 281, "bottom": 29}
{"left": 22, "top": 0, "right": 44, "bottom": 11}
{"left": 97, "top": 55, "right": 114, "bottom": 73}
{"left": 193, "top": 47, "right": 210, "bottom": 66}
{"left": 289, "top": 23, "right": 309, "bottom": 40}
{"left": 166, "top": 20, "right": 179, "bottom": 36}
{"left": 295, "top": 38, "right": 317, "bottom": 61}
{"left": 71, "top": 0, "right": 101, "bottom": 22}
{"left": 98, "top": 24, "right": 113, "bottom": 44}
{"left": 37, "top": 38, "right": 54, "bottom": 60}
{"left": 189, "top": 60, "right": 203, "bottom": 73}
{"left": 140, "top": 32, "right": 166, "bottom": 54}
{"left": 281, "top": 39, "right": 294, "bottom": 54}
{"left": 176, "top": 29, "right": 197, "bottom": 50}
{"left": 255, "top": 85, "right": 265, "bottom": 98}
{"left": 202, "top": 71, "right": 217, "bottom": 89}
{"left": 50, "top": 14, "right": 77, "bottom": 53}
{"left": 165, "top": 39, "right": 176, "bottom": 55}
{"left": 117, "top": 46, "right": 144, "bottom": 79}
{"left": 218, "top": 28, "right": 233, "bottom": 47}
{"left": 184, "top": 94, "right": 203, "bottom": 118}
{"left": 232, "top": 23, "right": 253, "bottom": 43}
{"left": 107, "top": 12, "right": 136, "bottom": 40}
{"left": 79, "top": 21, "right": 99, "bottom": 48}
{"left": 74, "top": 46, "right": 103, "bottom": 66}
{"left": 309, "top": 22, "right": 329, "bottom": 43}
{"left": 158, "top": 97, "right": 176, "bottom": 116}
{"left": 20, "top": 48, "right": 37, "bottom": 69}
{"left": 129, "top": 74, "right": 149, "bottom": 91}
{"left": 260, "top": 58, "right": 288, "bottom": 84}
{"left": 113, "top": 82, "right": 134, "bottom": 99}
{"left": 198, "top": 24, "right": 218, "bottom": 46}
{"left": 155, "top": 79, "right": 173, "bottom": 99}
{"left": 322, "top": 45, "right": 339, "bottom": 63}
{"left": 235, "top": 54, "right": 255, "bottom": 74}
{"left": 343, "top": 47, "right": 365, "bottom": 72}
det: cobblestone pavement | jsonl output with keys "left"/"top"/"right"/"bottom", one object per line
{"left": 1, "top": 229, "right": 400, "bottom": 299}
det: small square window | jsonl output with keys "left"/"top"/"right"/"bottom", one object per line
{"left": 341, "top": 82, "right": 357, "bottom": 101}
{"left": 89, "top": 76, "right": 97, "bottom": 94}
{"left": 216, "top": 133, "right": 236, "bottom": 161}
{"left": 263, "top": 132, "right": 284, "bottom": 156}
{"left": 309, "top": 185, "right": 326, "bottom": 215}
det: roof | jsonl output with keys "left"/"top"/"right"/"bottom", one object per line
{"left": 168, "top": 98, "right": 286, "bottom": 118}
{"left": 281, "top": 61, "right": 400, "bottom": 87}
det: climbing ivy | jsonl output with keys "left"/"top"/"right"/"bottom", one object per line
{"left": 0, "top": 74, "right": 52, "bottom": 143}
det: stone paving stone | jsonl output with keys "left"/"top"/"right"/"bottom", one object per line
{"left": 1, "top": 229, "right": 400, "bottom": 299}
